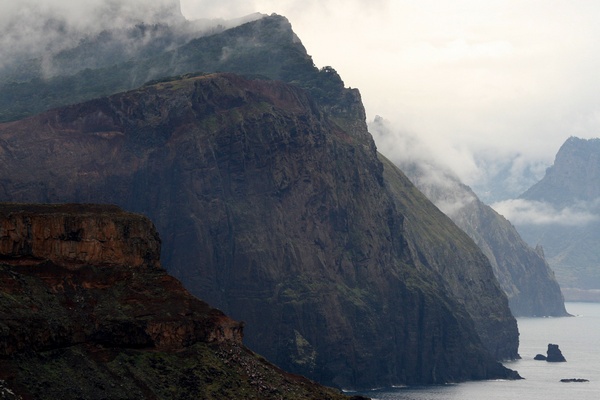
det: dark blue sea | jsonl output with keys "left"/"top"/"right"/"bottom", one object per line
{"left": 353, "top": 302, "right": 600, "bottom": 400}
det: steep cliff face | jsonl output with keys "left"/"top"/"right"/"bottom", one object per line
{"left": 0, "top": 203, "right": 356, "bottom": 400}
{"left": 452, "top": 199, "right": 568, "bottom": 316}
{"left": 398, "top": 162, "right": 567, "bottom": 317}
{"left": 0, "top": 73, "right": 518, "bottom": 389}
{"left": 371, "top": 118, "right": 567, "bottom": 317}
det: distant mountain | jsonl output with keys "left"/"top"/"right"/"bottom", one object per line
{"left": 510, "top": 137, "right": 600, "bottom": 300}
{"left": 371, "top": 118, "right": 568, "bottom": 316}
{"left": 521, "top": 137, "right": 600, "bottom": 206}
{"left": 470, "top": 155, "right": 545, "bottom": 205}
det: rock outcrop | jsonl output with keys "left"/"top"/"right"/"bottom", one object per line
{"left": 546, "top": 344, "right": 567, "bottom": 362}
{"left": 0, "top": 203, "right": 356, "bottom": 400}
{"left": 0, "top": 71, "right": 519, "bottom": 389}
{"left": 533, "top": 344, "right": 567, "bottom": 362}
{"left": 0, "top": 203, "right": 161, "bottom": 269}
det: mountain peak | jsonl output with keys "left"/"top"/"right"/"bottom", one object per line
{"left": 521, "top": 136, "right": 600, "bottom": 206}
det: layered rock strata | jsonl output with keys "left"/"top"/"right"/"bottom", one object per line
{"left": 0, "top": 203, "right": 354, "bottom": 400}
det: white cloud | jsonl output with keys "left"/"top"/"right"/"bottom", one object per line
{"left": 370, "top": 116, "right": 477, "bottom": 217}
{"left": 0, "top": 0, "right": 185, "bottom": 71}
{"left": 491, "top": 199, "right": 600, "bottom": 226}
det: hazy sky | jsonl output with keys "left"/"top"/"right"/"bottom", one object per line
{"left": 181, "top": 0, "right": 600, "bottom": 199}
{"left": 3, "top": 0, "right": 600, "bottom": 205}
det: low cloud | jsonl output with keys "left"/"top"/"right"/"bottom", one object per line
{"left": 0, "top": 0, "right": 186, "bottom": 73}
{"left": 370, "top": 116, "right": 477, "bottom": 217}
{"left": 492, "top": 199, "right": 600, "bottom": 226}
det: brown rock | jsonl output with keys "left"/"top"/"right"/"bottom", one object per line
{"left": 0, "top": 203, "right": 353, "bottom": 400}
{"left": 0, "top": 203, "right": 160, "bottom": 269}
{"left": 0, "top": 203, "right": 242, "bottom": 356}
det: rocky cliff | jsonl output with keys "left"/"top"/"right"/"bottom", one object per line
{"left": 452, "top": 199, "right": 568, "bottom": 316}
{"left": 0, "top": 72, "right": 519, "bottom": 389}
{"left": 516, "top": 137, "right": 600, "bottom": 297}
{"left": 0, "top": 203, "right": 357, "bottom": 400}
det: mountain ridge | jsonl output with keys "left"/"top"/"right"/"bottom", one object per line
{"left": 0, "top": 14, "right": 326, "bottom": 122}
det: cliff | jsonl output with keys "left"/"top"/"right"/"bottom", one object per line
{"left": 0, "top": 203, "right": 357, "bottom": 400}
{"left": 452, "top": 199, "right": 568, "bottom": 316}
{"left": 0, "top": 72, "right": 519, "bottom": 389}
{"left": 400, "top": 164, "right": 567, "bottom": 317}
{"left": 371, "top": 118, "right": 567, "bottom": 317}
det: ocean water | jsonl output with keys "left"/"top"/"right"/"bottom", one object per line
{"left": 355, "top": 302, "right": 600, "bottom": 400}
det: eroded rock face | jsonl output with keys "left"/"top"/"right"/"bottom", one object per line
{"left": 0, "top": 203, "right": 355, "bottom": 400}
{"left": 0, "top": 203, "right": 242, "bottom": 357}
{"left": 0, "top": 73, "right": 519, "bottom": 389}
{"left": 0, "top": 203, "right": 160, "bottom": 269}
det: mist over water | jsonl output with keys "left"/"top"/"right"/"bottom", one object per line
{"left": 356, "top": 302, "right": 600, "bottom": 400}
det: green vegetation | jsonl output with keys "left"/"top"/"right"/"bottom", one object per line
{"left": 7, "top": 342, "right": 349, "bottom": 400}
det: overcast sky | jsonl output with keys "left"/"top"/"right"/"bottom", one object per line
{"left": 181, "top": 0, "right": 600, "bottom": 200}
{"left": 2, "top": 0, "right": 600, "bottom": 205}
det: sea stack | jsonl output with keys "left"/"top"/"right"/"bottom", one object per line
{"left": 546, "top": 344, "right": 567, "bottom": 362}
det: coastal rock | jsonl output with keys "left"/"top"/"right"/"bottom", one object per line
{"left": 0, "top": 203, "right": 351, "bottom": 400}
{"left": 546, "top": 344, "right": 566, "bottom": 362}
{"left": 0, "top": 72, "right": 520, "bottom": 389}
{"left": 0, "top": 12, "right": 521, "bottom": 387}
{"left": 560, "top": 378, "right": 589, "bottom": 383}
{"left": 534, "top": 354, "right": 547, "bottom": 361}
